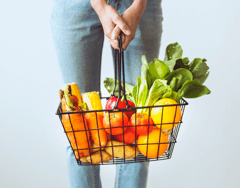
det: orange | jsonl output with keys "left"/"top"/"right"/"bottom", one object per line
{"left": 137, "top": 127, "right": 169, "bottom": 158}
{"left": 151, "top": 98, "right": 182, "bottom": 130}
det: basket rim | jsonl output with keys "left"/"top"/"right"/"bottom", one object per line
{"left": 56, "top": 97, "right": 188, "bottom": 115}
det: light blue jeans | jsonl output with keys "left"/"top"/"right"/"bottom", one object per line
{"left": 50, "top": 0, "right": 163, "bottom": 187}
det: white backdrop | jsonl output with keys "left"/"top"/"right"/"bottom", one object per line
{"left": 1, "top": 0, "right": 240, "bottom": 188}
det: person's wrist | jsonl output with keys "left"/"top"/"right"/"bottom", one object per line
{"left": 91, "top": 0, "right": 108, "bottom": 14}
{"left": 132, "top": 0, "right": 147, "bottom": 13}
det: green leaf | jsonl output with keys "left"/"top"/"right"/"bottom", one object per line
{"left": 137, "top": 77, "right": 148, "bottom": 108}
{"left": 162, "top": 90, "right": 173, "bottom": 99}
{"left": 143, "top": 79, "right": 168, "bottom": 113}
{"left": 169, "top": 74, "right": 183, "bottom": 91}
{"left": 164, "top": 42, "right": 183, "bottom": 61}
{"left": 172, "top": 91, "right": 180, "bottom": 103}
{"left": 137, "top": 62, "right": 152, "bottom": 108}
{"left": 164, "top": 68, "right": 193, "bottom": 91}
{"left": 149, "top": 59, "right": 170, "bottom": 80}
{"left": 132, "top": 85, "right": 138, "bottom": 104}
{"left": 189, "top": 58, "right": 209, "bottom": 78}
{"left": 198, "top": 71, "right": 210, "bottom": 85}
{"left": 163, "top": 59, "right": 176, "bottom": 72}
{"left": 162, "top": 91, "right": 180, "bottom": 103}
{"left": 103, "top": 77, "right": 134, "bottom": 96}
{"left": 178, "top": 79, "right": 211, "bottom": 99}
{"left": 141, "top": 55, "right": 156, "bottom": 88}
{"left": 141, "top": 55, "right": 149, "bottom": 67}
{"left": 141, "top": 63, "right": 153, "bottom": 89}
{"left": 163, "top": 43, "right": 185, "bottom": 72}
{"left": 134, "top": 77, "right": 142, "bottom": 106}
{"left": 103, "top": 77, "right": 116, "bottom": 94}
{"left": 174, "top": 57, "right": 190, "bottom": 70}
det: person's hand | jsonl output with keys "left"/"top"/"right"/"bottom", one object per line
{"left": 110, "top": 1, "right": 147, "bottom": 50}
{"left": 91, "top": 0, "right": 131, "bottom": 43}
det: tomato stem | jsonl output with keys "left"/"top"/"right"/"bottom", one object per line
{"left": 110, "top": 114, "right": 116, "bottom": 119}
{"left": 137, "top": 114, "right": 145, "bottom": 118}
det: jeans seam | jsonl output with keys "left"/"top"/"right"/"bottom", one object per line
{"left": 94, "top": 166, "right": 97, "bottom": 188}
{"left": 118, "top": 164, "right": 122, "bottom": 188}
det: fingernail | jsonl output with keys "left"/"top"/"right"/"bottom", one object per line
{"left": 126, "top": 30, "right": 131, "bottom": 35}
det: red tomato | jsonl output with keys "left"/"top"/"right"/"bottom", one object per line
{"left": 114, "top": 124, "right": 138, "bottom": 144}
{"left": 103, "top": 112, "right": 128, "bottom": 135}
{"left": 130, "top": 113, "right": 154, "bottom": 136}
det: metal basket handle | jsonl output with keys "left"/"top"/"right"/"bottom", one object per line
{"left": 111, "top": 36, "right": 130, "bottom": 110}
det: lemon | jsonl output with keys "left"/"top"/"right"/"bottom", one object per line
{"left": 151, "top": 98, "right": 182, "bottom": 131}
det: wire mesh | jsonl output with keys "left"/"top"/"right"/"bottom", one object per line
{"left": 56, "top": 97, "right": 188, "bottom": 165}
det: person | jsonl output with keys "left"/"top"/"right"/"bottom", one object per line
{"left": 50, "top": 0, "right": 163, "bottom": 187}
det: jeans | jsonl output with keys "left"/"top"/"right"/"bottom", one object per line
{"left": 50, "top": 0, "right": 163, "bottom": 187}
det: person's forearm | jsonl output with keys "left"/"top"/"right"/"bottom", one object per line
{"left": 132, "top": 0, "right": 147, "bottom": 13}
{"left": 91, "top": 0, "right": 108, "bottom": 15}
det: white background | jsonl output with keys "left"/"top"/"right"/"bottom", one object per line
{"left": 1, "top": 0, "right": 240, "bottom": 187}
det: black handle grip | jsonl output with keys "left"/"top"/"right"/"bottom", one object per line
{"left": 111, "top": 36, "right": 130, "bottom": 109}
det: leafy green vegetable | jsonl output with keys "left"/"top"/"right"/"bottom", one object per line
{"left": 103, "top": 77, "right": 134, "bottom": 98}
{"left": 178, "top": 79, "right": 211, "bottom": 98}
{"left": 141, "top": 55, "right": 148, "bottom": 67}
{"left": 103, "top": 42, "right": 211, "bottom": 107}
{"left": 164, "top": 68, "right": 193, "bottom": 91}
{"left": 137, "top": 78, "right": 148, "bottom": 107}
{"left": 163, "top": 59, "right": 176, "bottom": 72}
{"left": 164, "top": 42, "right": 183, "bottom": 61}
{"left": 162, "top": 42, "right": 185, "bottom": 72}
{"left": 189, "top": 58, "right": 209, "bottom": 84}
{"left": 142, "top": 79, "right": 169, "bottom": 113}
{"left": 198, "top": 71, "right": 210, "bottom": 85}
{"left": 132, "top": 85, "right": 138, "bottom": 104}
{"left": 162, "top": 91, "right": 180, "bottom": 103}
{"left": 149, "top": 59, "right": 170, "bottom": 80}
{"left": 137, "top": 64, "right": 149, "bottom": 107}
{"left": 174, "top": 57, "right": 190, "bottom": 70}
{"left": 169, "top": 74, "right": 182, "bottom": 91}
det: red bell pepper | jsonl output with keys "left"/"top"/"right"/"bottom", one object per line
{"left": 105, "top": 96, "right": 135, "bottom": 119}
{"left": 105, "top": 97, "right": 126, "bottom": 110}
{"left": 124, "top": 100, "right": 135, "bottom": 119}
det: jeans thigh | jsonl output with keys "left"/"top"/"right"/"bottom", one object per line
{"left": 115, "top": 162, "right": 149, "bottom": 188}
{"left": 50, "top": 0, "right": 104, "bottom": 93}
{"left": 66, "top": 146, "right": 102, "bottom": 188}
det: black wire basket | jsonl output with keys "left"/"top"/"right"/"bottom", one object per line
{"left": 55, "top": 37, "right": 188, "bottom": 165}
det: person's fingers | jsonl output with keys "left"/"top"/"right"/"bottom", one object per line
{"left": 111, "top": 26, "right": 121, "bottom": 40}
{"left": 120, "top": 32, "right": 126, "bottom": 44}
{"left": 110, "top": 29, "right": 126, "bottom": 49}
{"left": 104, "top": 24, "right": 115, "bottom": 40}
{"left": 109, "top": 39, "right": 119, "bottom": 50}
{"left": 112, "top": 15, "right": 131, "bottom": 36}
{"left": 111, "top": 27, "right": 126, "bottom": 43}
{"left": 122, "top": 37, "right": 132, "bottom": 50}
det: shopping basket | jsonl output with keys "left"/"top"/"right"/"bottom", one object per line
{"left": 56, "top": 37, "right": 188, "bottom": 165}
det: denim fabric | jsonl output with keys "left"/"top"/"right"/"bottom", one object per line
{"left": 50, "top": 0, "right": 162, "bottom": 187}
